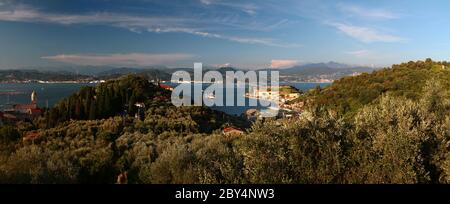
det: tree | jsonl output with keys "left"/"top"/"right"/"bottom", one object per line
{"left": 0, "top": 126, "right": 20, "bottom": 144}
{"left": 88, "top": 101, "right": 97, "bottom": 120}
{"left": 350, "top": 95, "right": 433, "bottom": 183}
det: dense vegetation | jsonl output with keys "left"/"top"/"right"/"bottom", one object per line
{"left": 303, "top": 58, "right": 450, "bottom": 116}
{"left": 0, "top": 60, "right": 449, "bottom": 184}
{"left": 98, "top": 68, "right": 172, "bottom": 81}
{"left": 39, "top": 75, "right": 165, "bottom": 127}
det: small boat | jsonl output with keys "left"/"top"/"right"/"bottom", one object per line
{"left": 206, "top": 93, "right": 215, "bottom": 99}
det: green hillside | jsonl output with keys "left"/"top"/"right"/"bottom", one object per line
{"left": 305, "top": 59, "right": 450, "bottom": 115}
{"left": 1, "top": 60, "right": 450, "bottom": 184}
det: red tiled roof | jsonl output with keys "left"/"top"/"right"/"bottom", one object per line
{"left": 159, "top": 84, "right": 173, "bottom": 90}
{"left": 23, "top": 132, "right": 41, "bottom": 141}
{"left": 223, "top": 127, "right": 244, "bottom": 134}
{"left": 13, "top": 104, "right": 37, "bottom": 110}
{"left": 30, "top": 108, "right": 42, "bottom": 114}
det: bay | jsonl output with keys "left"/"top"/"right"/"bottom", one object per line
{"left": 0, "top": 83, "right": 95, "bottom": 109}
{"left": 165, "top": 82, "right": 331, "bottom": 116}
{"left": 0, "top": 82, "right": 330, "bottom": 116}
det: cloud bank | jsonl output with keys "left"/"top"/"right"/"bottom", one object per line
{"left": 339, "top": 4, "right": 399, "bottom": 19}
{"left": 41, "top": 53, "right": 194, "bottom": 66}
{"left": 330, "top": 23, "right": 405, "bottom": 43}
{"left": 0, "top": 5, "right": 297, "bottom": 47}
{"left": 270, "top": 59, "right": 299, "bottom": 68}
{"left": 346, "top": 50, "right": 371, "bottom": 57}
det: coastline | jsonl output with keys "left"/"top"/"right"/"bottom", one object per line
{"left": 0, "top": 81, "right": 101, "bottom": 84}
{"left": 1, "top": 80, "right": 333, "bottom": 84}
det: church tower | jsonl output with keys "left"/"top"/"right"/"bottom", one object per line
{"left": 31, "top": 91, "right": 37, "bottom": 104}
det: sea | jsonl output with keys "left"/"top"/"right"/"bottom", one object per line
{"left": 0, "top": 82, "right": 330, "bottom": 116}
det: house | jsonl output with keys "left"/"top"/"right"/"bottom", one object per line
{"left": 28, "top": 108, "right": 42, "bottom": 116}
{"left": 9, "top": 91, "right": 43, "bottom": 121}
{"left": 250, "top": 85, "right": 301, "bottom": 102}
{"left": 23, "top": 131, "right": 42, "bottom": 142}
{"left": 222, "top": 127, "right": 244, "bottom": 135}
{"left": 159, "top": 84, "right": 173, "bottom": 91}
{"left": 251, "top": 86, "right": 274, "bottom": 99}
{"left": 280, "top": 92, "right": 301, "bottom": 101}
{"left": 13, "top": 103, "right": 38, "bottom": 114}
{"left": 279, "top": 86, "right": 301, "bottom": 102}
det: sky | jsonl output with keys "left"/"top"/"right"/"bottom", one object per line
{"left": 0, "top": 0, "right": 449, "bottom": 69}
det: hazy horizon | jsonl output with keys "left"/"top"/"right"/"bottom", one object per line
{"left": 0, "top": 60, "right": 384, "bottom": 70}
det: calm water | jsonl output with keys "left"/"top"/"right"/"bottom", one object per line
{"left": 166, "top": 82, "right": 331, "bottom": 116}
{"left": 0, "top": 83, "right": 95, "bottom": 109}
{"left": 0, "top": 82, "right": 330, "bottom": 115}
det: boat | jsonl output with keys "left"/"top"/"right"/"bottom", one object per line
{"left": 206, "top": 93, "right": 215, "bottom": 99}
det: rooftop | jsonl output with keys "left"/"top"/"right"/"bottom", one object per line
{"left": 223, "top": 127, "right": 244, "bottom": 135}
{"left": 159, "top": 84, "right": 173, "bottom": 90}
{"left": 13, "top": 103, "right": 38, "bottom": 110}
{"left": 23, "top": 132, "right": 42, "bottom": 141}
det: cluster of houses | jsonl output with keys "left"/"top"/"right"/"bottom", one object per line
{"left": 0, "top": 91, "right": 43, "bottom": 125}
{"left": 248, "top": 85, "right": 301, "bottom": 103}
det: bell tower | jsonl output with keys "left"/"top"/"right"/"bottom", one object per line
{"left": 31, "top": 91, "right": 37, "bottom": 104}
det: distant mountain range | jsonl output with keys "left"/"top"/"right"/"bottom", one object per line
{"left": 281, "top": 62, "right": 374, "bottom": 74}
{"left": 0, "top": 69, "right": 94, "bottom": 82}
{"left": 256, "top": 62, "right": 377, "bottom": 82}
{"left": 0, "top": 62, "right": 378, "bottom": 83}
{"left": 15, "top": 65, "right": 121, "bottom": 76}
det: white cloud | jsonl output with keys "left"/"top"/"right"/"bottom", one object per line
{"left": 339, "top": 4, "right": 399, "bottom": 19}
{"left": 270, "top": 60, "right": 299, "bottom": 69}
{"left": 330, "top": 23, "right": 405, "bottom": 43}
{"left": 200, "top": 0, "right": 213, "bottom": 5}
{"left": 148, "top": 27, "right": 299, "bottom": 48}
{"left": 0, "top": 6, "right": 186, "bottom": 26}
{"left": 0, "top": 6, "right": 298, "bottom": 47}
{"left": 199, "top": 0, "right": 257, "bottom": 15}
{"left": 41, "top": 53, "right": 194, "bottom": 66}
{"left": 216, "top": 63, "right": 232, "bottom": 67}
{"left": 346, "top": 50, "right": 371, "bottom": 57}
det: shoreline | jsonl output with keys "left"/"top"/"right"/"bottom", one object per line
{"left": 167, "top": 81, "right": 333, "bottom": 84}
{"left": 0, "top": 81, "right": 100, "bottom": 84}
{"left": 1, "top": 80, "right": 333, "bottom": 84}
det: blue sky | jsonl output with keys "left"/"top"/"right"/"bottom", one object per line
{"left": 0, "top": 0, "right": 449, "bottom": 69}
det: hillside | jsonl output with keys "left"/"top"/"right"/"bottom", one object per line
{"left": 1, "top": 60, "right": 450, "bottom": 184}
{"left": 0, "top": 70, "right": 95, "bottom": 82}
{"left": 0, "top": 62, "right": 378, "bottom": 84}
{"left": 97, "top": 68, "right": 173, "bottom": 81}
{"left": 303, "top": 59, "right": 450, "bottom": 115}
{"left": 38, "top": 75, "right": 248, "bottom": 129}
{"left": 281, "top": 62, "right": 374, "bottom": 74}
